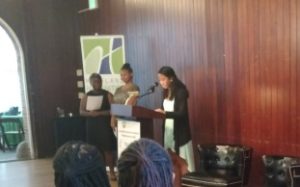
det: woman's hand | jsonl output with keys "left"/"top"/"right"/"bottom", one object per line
{"left": 88, "top": 111, "right": 99, "bottom": 117}
{"left": 125, "top": 95, "right": 138, "bottom": 105}
{"left": 155, "top": 108, "right": 165, "bottom": 114}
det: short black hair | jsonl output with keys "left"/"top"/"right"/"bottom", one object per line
{"left": 89, "top": 73, "right": 102, "bottom": 81}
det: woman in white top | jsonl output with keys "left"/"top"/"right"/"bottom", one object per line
{"left": 155, "top": 66, "right": 195, "bottom": 172}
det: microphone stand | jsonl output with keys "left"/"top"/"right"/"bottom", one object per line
{"left": 138, "top": 87, "right": 155, "bottom": 99}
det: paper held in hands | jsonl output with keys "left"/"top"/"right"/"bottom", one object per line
{"left": 86, "top": 95, "right": 103, "bottom": 111}
{"left": 125, "top": 91, "right": 139, "bottom": 105}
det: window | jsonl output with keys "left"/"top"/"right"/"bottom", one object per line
{"left": 0, "top": 25, "right": 22, "bottom": 114}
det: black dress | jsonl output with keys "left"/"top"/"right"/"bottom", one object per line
{"left": 86, "top": 89, "right": 116, "bottom": 152}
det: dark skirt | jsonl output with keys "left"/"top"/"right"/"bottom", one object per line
{"left": 86, "top": 116, "right": 116, "bottom": 152}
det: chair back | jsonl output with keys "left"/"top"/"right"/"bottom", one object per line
{"left": 0, "top": 117, "right": 24, "bottom": 148}
{"left": 289, "top": 163, "right": 300, "bottom": 187}
{"left": 263, "top": 155, "right": 300, "bottom": 187}
{"left": 0, "top": 118, "right": 23, "bottom": 133}
{"left": 197, "top": 144, "right": 252, "bottom": 185}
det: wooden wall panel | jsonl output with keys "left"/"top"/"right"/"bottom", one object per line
{"left": 22, "top": 0, "right": 82, "bottom": 157}
{"left": 78, "top": 0, "right": 300, "bottom": 185}
{"left": 2, "top": 0, "right": 300, "bottom": 186}
{"left": 0, "top": 0, "right": 82, "bottom": 157}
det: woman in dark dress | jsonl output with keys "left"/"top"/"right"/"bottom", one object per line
{"left": 80, "top": 73, "right": 117, "bottom": 180}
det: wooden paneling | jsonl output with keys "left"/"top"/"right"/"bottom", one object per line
{"left": 78, "top": 0, "right": 300, "bottom": 186}
{"left": 1, "top": 0, "right": 299, "bottom": 185}
{"left": 0, "top": 0, "right": 82, "bottom": 157}
{"left": 22, "top": 0, "right": 82, "bottom": 157}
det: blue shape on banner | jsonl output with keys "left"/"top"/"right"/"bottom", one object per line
{"left": 100, "top": 56, "right": 111, "bottom": 74}
{"left": 113, "top": 38, "right": 122, "bottom": 50}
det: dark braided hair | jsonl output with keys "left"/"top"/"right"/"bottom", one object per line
{"left": 117, "top": 138, "right": 173, "bottom": 187}
{"left": 53, "top": 141, "right": 110, "bottom": 187}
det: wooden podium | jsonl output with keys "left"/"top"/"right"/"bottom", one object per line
{"left": 111, "top": 104, "right": 165, "bottom": 156}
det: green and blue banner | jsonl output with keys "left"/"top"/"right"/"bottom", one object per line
{"left": 80, "top": 35, "right": 125, "bottom": 93}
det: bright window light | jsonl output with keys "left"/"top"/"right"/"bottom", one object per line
{"left": 0, "top": 25, "right": 22, "bottom": 113}
{"left": 88, "top": 0, "right": 98, "bottom": 9}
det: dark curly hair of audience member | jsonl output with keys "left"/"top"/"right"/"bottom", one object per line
{"left": 53, "top": 141, "right": 110, "bottom": 187}
{"left": 117, "top": 138, "right": 173, "bottom": 187}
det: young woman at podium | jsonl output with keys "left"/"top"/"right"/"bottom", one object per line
{"left": 111, "top": 63, "right": 139, "bottom": 129}
{"left": 155, "top": 66, "right": 195, "bottom": 172}
{"left": 79, "top": 73, "right": 117, "bottom": 180}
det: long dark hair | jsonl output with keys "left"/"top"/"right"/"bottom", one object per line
{"left": 53, "top": 141, "right": 110, "bottom": 187}
{"left": 158, "top": 66, "right": 188, "bottom": 100}
{"left": 117, "top": 138, "right": 173, "bottom": 187}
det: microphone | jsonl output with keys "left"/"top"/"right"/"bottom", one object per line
{"left": 146, "top": 82, "right": 159, "bottom": 92}
{"left": 139, "top": 82, "right": 159, "bottom": 99}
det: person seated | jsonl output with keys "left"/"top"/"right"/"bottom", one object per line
{"left": 53, "top": 141, "right": 110, "bottom": 187}
{"left": 167, "top": 149, "right": 189, "bottom": 187}
{"left": 117, "top": 138, "right": 173, "bottom": 187}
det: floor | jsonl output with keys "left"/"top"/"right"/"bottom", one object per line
{"left": 0, "top": 149, "right": 17, "bottom": 162}
{"left": 0, "top": 159, "right": 118, "bottom": 187}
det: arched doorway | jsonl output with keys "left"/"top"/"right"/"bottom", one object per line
{"left": 0, "top": 18, "right": 34, "bottom": 161}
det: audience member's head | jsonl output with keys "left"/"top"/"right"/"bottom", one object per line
{"left": 117, "top": 138, "right": 173, "bottom": 187}
{"left": 53, "top": 141, "right": 110, "bottom": 187}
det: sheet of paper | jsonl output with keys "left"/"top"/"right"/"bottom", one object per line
{"left": 86, "top": 95, "right": 103, "bottom": 111}
{"left": 125, "top": 91, "right": 139, "bottom": 105}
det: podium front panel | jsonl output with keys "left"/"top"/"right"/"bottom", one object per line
{"left": 117, "top": 119, "right": 140, "bottom": 157}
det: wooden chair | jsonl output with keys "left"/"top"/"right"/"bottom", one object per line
{"left": 289, "top": 163, "right": 300, "bottom": 187}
